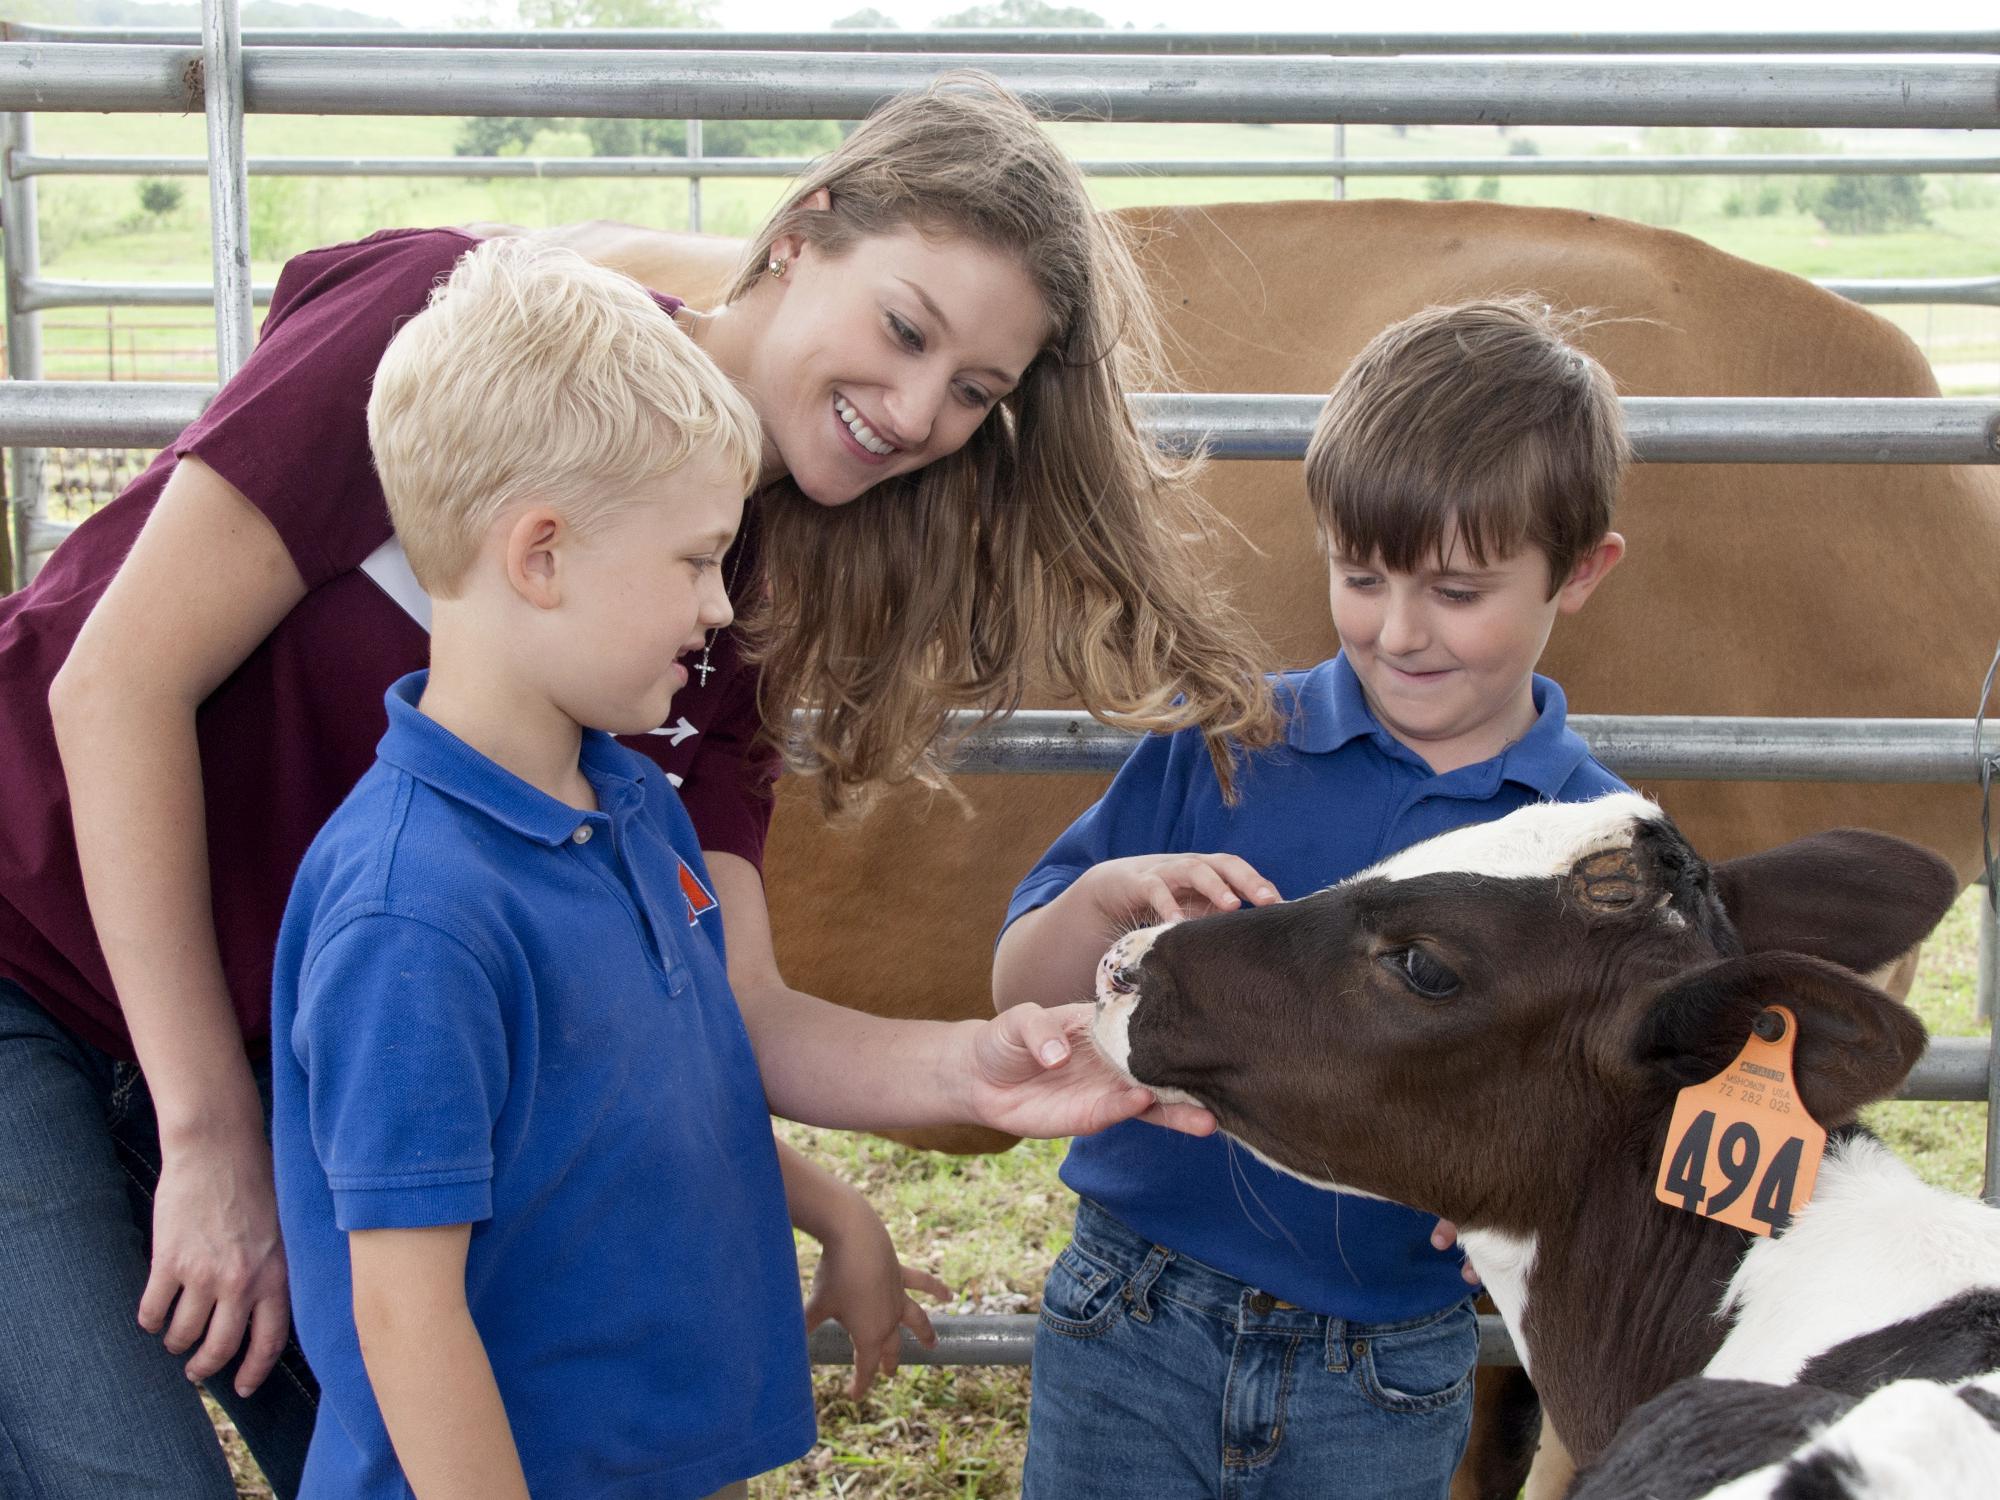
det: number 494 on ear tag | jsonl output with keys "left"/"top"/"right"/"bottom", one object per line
{"left": 1653, "top": 1005, "right": 1827, "bottom": 1237}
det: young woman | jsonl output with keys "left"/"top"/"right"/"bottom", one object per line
{"left": 0, "top": 75, "right": 1277, "bottom": 1497}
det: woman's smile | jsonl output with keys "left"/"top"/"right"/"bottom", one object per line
{"left": 832, "top": 393, "right": 900, "bottom": 461}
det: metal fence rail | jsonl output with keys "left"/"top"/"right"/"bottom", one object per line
{"left": 27, "top": 273, "right": 1997, "bottom": 313}
{"left": 8, "top": 24, "right": 2000, "bottom": 55}
{"left": 949, "top": 710, "right": 1995, "bottom": 783}
{"left": 9, "top": 384, "right": 1998, "bottom": 558}
{"left": 4, "top": 385, "right": 1995, "bottom": 464}
{"left": 4, "top": 47, "right": 2000, "bottom": 130}
{"left": 19, "top": 149, "right": 2000, "bottom": 182}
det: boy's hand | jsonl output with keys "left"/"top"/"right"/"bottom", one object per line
{"left": 1430, "top": 1218, "right": 1482, "bottom": 1286}
{"left": 957, "top": 1003, "right": 1217, "bottom": 1140}
{"left": 1075, "top": 852, "right": 1280, "bottom": 927}
{"left": 804, "top": 1202, "right": 949, "bottom": 1400}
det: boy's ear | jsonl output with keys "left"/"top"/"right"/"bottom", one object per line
{"left": 504, "top": 507, "right": 566, "bottom": 610}
{"left": 1555, "top": 531, "right": 1626, "bottom": 615}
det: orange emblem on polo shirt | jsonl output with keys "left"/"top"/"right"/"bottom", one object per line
{"left": 677, "top": 857, "right": 717, "bottom": 925}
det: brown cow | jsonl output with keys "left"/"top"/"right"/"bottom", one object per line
{"left": 532, "top": 199, "right": 1996, "bottom": 1101}
{"left": 1085, "top": 793, "right": 1997, "bottom": 1495}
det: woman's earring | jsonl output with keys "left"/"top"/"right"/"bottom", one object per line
{"left": 766, "top": 256, "right": 789, "bottom": 279}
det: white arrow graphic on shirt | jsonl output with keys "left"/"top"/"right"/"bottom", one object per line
{"left": 361, "top": 537, "right": 705, "bottom": 755}
{"left": 648, "top": 717, "right": 699, "bottom": 745}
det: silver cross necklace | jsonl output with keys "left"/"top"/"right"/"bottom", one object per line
{"left": 692, "top": 533, "right": 749, "bottom": 690}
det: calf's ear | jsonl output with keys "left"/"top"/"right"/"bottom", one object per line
{"left": 1711, "top": 830, "right": 1957, "bottom": 973}
{"left": 1630, "top": 950, "right": 1927, "bottom": 1127}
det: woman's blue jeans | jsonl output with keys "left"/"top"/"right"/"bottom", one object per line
{"left": 0, "top": 978, "right": 317, "bottom": 1499}
{"left": 1024, "top": 1197, "right": 1477, "bottom": 1500}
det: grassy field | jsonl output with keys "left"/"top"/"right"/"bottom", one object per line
{"left": 13, "top": 115, "right": 2000, "bottom": 397}
{"left": 207, "top": 886, "right": 1995, "bottom": 1498}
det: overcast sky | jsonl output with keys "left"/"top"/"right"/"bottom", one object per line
{"left": 410, "top": 1, "right": 1996, "bottom": 36}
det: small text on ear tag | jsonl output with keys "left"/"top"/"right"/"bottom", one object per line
{"left": 1653, "top": 1004, "right": 1827, "bottom": 1237}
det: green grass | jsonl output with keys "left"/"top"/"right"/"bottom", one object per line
{"left": 1863, "top": 886, "right": 1991, "bottom": 1198}
{"left": 20, "top": 118, "right": 2000, "bottom": 273}
{"left": 13, "top": 116, "right": 1996, "bottom": 397}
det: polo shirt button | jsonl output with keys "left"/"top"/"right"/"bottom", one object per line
{"left": 571, "top": 826, "right": 593, "bottom": 845}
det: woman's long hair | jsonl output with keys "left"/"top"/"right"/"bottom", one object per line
{"left": 734, "top": 74, "right": 1281, "bottom": 813}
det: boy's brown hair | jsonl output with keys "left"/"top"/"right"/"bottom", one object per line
{"left": 1304, "top": 297, "right": 1628, "bottom": 595}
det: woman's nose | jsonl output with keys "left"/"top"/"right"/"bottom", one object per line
{"left": 882, "top": 376, "right": 947, "bottom": 450}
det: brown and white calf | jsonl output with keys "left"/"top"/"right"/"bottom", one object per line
{"left": 1089, "top": 793, "right": 2000, "bottom": 1498}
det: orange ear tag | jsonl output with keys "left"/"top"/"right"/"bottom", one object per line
{"left": 1652, "top": 1005, "right": 1827, "bottom": 1237}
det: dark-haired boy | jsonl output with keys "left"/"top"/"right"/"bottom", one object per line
{"left": 994, "top": 298, "right": 1630, "bottom": 1498}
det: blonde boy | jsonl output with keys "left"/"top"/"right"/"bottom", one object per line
{"left": 272, "top": 238, "right": 813, "bottom": 1500}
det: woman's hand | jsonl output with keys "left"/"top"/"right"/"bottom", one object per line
{"left": 140, "top": 1113, "right": 293, "bottom": 1396}
{"left": 955, "top": 1002, "right": 1216, "bottom": 1140}
{"left": 804, "top": 1201, "right": 949, "bottom": 1400}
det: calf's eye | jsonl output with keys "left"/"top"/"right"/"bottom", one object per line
{"left": 1382, "top": 945, "right": 1460, "bottom": 999}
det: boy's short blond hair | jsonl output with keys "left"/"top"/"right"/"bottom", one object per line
{"left": 368, "top": 236, "right": 763, "bottom": 595}
{"left": 1304, "top": 297, "right": 1629, "bottom": 595}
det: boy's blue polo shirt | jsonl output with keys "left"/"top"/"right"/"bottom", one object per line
{"left": 1006, "top": 652, "right": 1626, "bottom": 1321}
{"left": 272, "top": 672, "right": 813, "bottom": 1500}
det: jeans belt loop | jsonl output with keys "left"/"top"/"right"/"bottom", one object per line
{"left": 1124, "top": 1243, "right": 1172, "bottom": 1323}
{"left": 1324, "top": 1316, "right": 1353, "bottom": 1373}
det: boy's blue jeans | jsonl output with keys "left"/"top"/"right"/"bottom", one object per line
{"left": 0, "top": 978, "right": 318, "bottom": 1499}
{"left": 1025, "top": 1198, "right": 1476, "bottom": 1500}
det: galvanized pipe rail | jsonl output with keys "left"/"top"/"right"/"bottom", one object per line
{"left": 813, "top": 1309, "right": 1530, "bottom": 1370}
{"left": 1, "top": 109, "right": 43, "bottom": 557}
{"left": 7, "top": 24, "right": 1999, "bottom": 55}
{"left": 198, "top": 0, "right": 251, "bottom": 380}
{"left": 943, "top": 710, "right": 1997, "bottom": 784}
{"left": 18, "top": 149, "right": 2000, "bottom": 181}
{"left": 23, "top": 270, "right": 1997, "bottom": 314}
{"left": 3, "top": 46, "right": 1999, "bottom": 130}
{"left": 5, "top": 384, "right": 1995, "bottom": 465}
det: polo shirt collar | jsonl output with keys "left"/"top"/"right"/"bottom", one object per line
{"left": 376, "top": 671, "right": 644, "bottom": 846}
{"left": 1283, "top": 651, "right": 1590, "bottom": 799}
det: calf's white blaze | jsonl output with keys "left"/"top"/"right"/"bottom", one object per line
{"left": 1705, "top": 1136, "right": 2000, "bottom": 1385}
{"left": 1088, "top": 925, "right": 1205, "bottom": 1107}
{"left": 1356, "top": 791, "right": 1667, "bottom": 887}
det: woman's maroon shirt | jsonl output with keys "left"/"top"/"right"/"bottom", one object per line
{"left": 0, "top": 228, "right": 778, "bottom": 1060}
